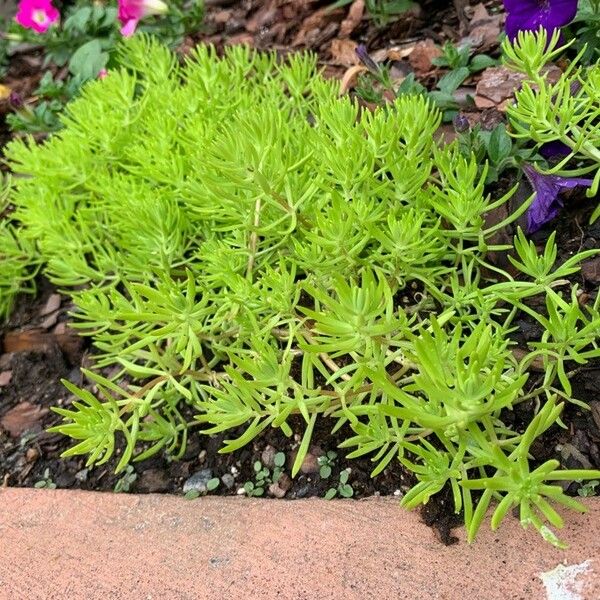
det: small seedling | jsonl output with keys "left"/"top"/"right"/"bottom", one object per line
{"left": 432, "top": 41, "right": 497, "bottom": 74}
{"left": 317, "top": 451, "right": 338, "bottom": 479}
{"left": 324, "top": 468, "right": 354, "bottom": 500}
{"left": 243, "top": 455, "right": 287, "bottom": 497}
{"left": 113, "top": 464, "right": 137, "bottom": 493}
{"left": 34, "top": 468, "right": 57, "bottom": 489}
{"left": 577, "top": 480, "right": 599, "bottom": 497}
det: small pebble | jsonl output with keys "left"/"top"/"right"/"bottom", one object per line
{"left": 295, "top": 484, "right": 310, "bottom": 499}
{"left": 74, "top": 469, "right": 89, "bottom": 483}
{"left": 183, "top": 468, "right": 213, "bottom": 494}
{"left": 236, "top": 487, "right": 246, "bottom": 495}
{"left": 393, "top": 489, "right": 403, "bottom": 497}
{"left": 25, "top": 447, "right": 39, "bottom": 462}
{"left": 268, "top": 482, "right": 287, "bottom": 499}
{"left": 300, "top": 453, "right": 319, "bottom": 474}
{"left": 221, "top": 473, "right": 235, "bottom": 489}
{"left": 276, "top": 473, "right": 292, "bottom": 492}
{"left": 261, "top": 445, "right": 277, "bottom": 469}
{"left": 198, "top": 450, "right": 207, "bottom": 463}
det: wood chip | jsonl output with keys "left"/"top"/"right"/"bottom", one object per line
{"left": 0, "top": 401, "right": 49, "bottom": 437}
{"left": 39, "top": 293, "right": 61, "bottom": 316}
{"left": 0, "top": 371, "right": 12, "bottom": 386}
{"left": 339, "top": 0, "right": 364, "bottom": 38}
{"left": 330, "top": 38, "right": 358, "bottom": 67}
{"left": 475, "top": 65, "right": 561, "bottom": 111}
{"left": 461, "top": 2, "right": 503, "bottom": 51}
{"left": 408, "top": 39, "right": 442, "bottom": 77}
{"left": 581, "top": 257, "right": 600, "bottom": 284}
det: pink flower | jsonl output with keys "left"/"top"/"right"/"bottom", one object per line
{"left": 117, "top": 0, "right": 169, "bottom": 37}
{"left": 98, "top": 68, "right": 108, "bottom": 80}
{"left": 15, "top": 0, "right": 60, "bottom": 34}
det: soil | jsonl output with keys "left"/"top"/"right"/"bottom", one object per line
{"left": 1, "top": 0, "right": 599, "bottom": 546}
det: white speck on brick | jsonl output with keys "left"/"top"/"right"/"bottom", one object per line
{"left": 539, "top": 560, "right": 593, "bottom": 600}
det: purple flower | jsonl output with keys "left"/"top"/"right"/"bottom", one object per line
{"left": 453, "top": 113, "right": 470, "bottom": 133}
{"left": 539, "top": 140, "right": 571, "bottom": 159}
{"left": 503, "top": 0, "right": 578, "bottom": 41}
{"left": 523, "top": 163, "right": 593, "bottom": 233}
{"left": 355, "top": 45, "right": 380, "bottom": 75}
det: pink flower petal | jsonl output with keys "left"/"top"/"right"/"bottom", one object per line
{"left": 120, "top": 19, "right": 139, "bottom": 37}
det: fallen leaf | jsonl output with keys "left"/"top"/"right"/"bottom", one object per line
{"left": 339, "top": 0, "right": 364, "bottom": 37}
{"left": 0, "top": 401, "right": 49, "bottom": 437}
{"left": 330, "top": 38, "right": 358, "bottom": 66}
{"left": 339, "top": 64, "right": 367, "bottom": 95}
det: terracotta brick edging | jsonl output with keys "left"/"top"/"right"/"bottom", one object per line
{"left": 0, "top": 489, "right": 598, "bottom": 599}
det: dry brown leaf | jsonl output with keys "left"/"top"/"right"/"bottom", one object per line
{"left": 330, "top": 38, "right": 358, "bottom": 67}
{"left": 408, "top": 39, "right": 442, "bottom": 77}
{"left": 339, "top": 65, "right": 367, "bottom": 95}
{"left": 339, "top": 0, "right": 364, "bottom": 37}
{"left": 0, "top": 401, "right": 49, "bottom": 437}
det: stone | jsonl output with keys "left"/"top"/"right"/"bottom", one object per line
{"left": 221, "top": 474, "right": 235, "bottom": 489}
{"left": 261, "top": 445, "right": 277, "bottom": 469}
{"left": 183, "top": 469, "right": 213, "bottom": 495}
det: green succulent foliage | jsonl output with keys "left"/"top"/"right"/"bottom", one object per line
{"left": 0, "top": 175, "right": 38, "bottom": 319}
{"left": 503, "top": 28, "right": 600, "bottom": 220}
{"left": 4, "top": 36, "right": 600, "bottom": 546}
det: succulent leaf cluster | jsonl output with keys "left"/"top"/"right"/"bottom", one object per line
{"left": 2, "top": 36, "right": 600, "bottom": 545}
{"left": 504, "top": 29, "right": 600, "bottom": 220}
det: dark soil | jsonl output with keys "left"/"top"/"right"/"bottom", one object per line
{"left": 1, "top": 0, "right": 600, "bottom": 546}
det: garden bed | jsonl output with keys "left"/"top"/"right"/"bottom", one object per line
{"left": 1, "top": 0, "right": 600, "bottom": 550}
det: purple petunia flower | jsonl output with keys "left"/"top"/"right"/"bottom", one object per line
{"left": 503, "top": 0, "right": 578, "bottom": 41}
{"left": 523, "top": 163, "right": 593, "bottom": 233}
{"left": 355, "top": 45, "right": 381, "bottom": 75}
{"left": 539, "top": 140, "right": 571, "bottom": 159}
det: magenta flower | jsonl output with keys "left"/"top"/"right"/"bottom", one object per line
{"left": 117, "top": 0, "right": 169, "bottom": 37}
{"left": 15, "top": 0, "right": 60, "bottom": 34}
{"left": 503, "top": 0, "right": 578, "bottom": 40}
{"left": 523, "top": 164, "right": 593, "bottom": 233}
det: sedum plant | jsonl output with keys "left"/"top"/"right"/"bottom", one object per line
{"left": 3, "top": 36, "right": 600, "bottom": 546}
{"left": 503, "top": 28, "right": 600, "bottom": 221}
